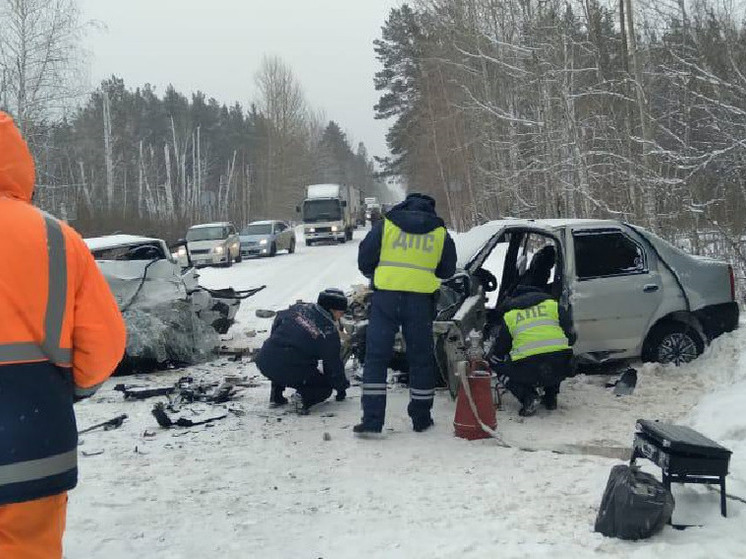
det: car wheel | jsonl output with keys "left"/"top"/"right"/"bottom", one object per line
{"left": 289, "top": 238, "right": 296, "bottom": 254}
{"left": 224, "top": 251, "right": 233, "bottom": 268}
{"left": 643, "top": 321, "right": 704, "bottom": 365}
{"left": 235, "top": 249, "right": 242, "bottom": 263}
{"left": 270, "top": 242, "right": 277, "bottom": 257}
{"left": 305, "top": 240, "right": 313, "bottom": 247}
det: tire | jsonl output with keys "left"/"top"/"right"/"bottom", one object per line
{"left": 224, "top": 251, "right": 233, "bottom": 268}
{"left": 346, "top": 228, "right": 353, "bottom": 241}
{"left": 288, "top": 238, "right": 296, "bottom": 254}
{"left": 270, "top": 242, "right": 277, "bottom": 257}
{"left": 235, "top": 249, "right": 242, "bottom": 263}
{"left": 305, "top": 240, "right": 313, "bottom": 247}
{"left": 642, "top": 321, "right": 704, "bottom": 365}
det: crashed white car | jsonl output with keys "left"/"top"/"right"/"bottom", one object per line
{"left": 85, "top": 235, "right": 250, "bottom": 372}
{"left": 344, "top": 219, "right": 739, "bottom": 396}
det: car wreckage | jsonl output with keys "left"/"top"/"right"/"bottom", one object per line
{"left": 341, "top": 219, "right": 739, "bottom": 398}
{"left": 85, "top": 235, "right": 264, "bottom": 373}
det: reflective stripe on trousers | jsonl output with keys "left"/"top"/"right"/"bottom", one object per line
{"left": 0, "top": 214, "right": 71, "bottom": 366}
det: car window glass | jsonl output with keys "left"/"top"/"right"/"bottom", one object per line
{"left": 574, "top": 231, "right": 645, "bottom": 279}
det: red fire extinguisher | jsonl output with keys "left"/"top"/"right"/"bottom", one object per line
{"left": 453, "top": 331, "right": 499, "bottom": 440}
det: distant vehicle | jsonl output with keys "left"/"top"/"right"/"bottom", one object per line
{"left": 364, "top": 196, "right": 378, "bottom": 208}
{"left": 298, "top": 183, "right": 361, "bottom": 245}
{"left": 184, "top": 222, "right": 241, "bottom": 267}
{"left": 240, "top": 220, "right": 296, "bottom": 258}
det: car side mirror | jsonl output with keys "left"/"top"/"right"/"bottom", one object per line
{"left": 169, "top": 239, "right": 193, "bottom": 268}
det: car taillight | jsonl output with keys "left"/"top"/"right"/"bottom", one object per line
{"left": 729, "top": 264, "right": 736, "bottom": 301}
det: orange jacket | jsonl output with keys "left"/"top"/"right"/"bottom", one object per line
{"left": 0, "top": 111, "right": 126, "bottom": 388}
{"left": 0, "top": 111, "right": 126, "bottom": 505}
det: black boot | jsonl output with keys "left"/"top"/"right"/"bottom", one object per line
{"left": 541, "top": 389, "right": 558, "bottom": 411}
{"left": 413, "top": 417, "right": 434, "bottom": 433}
{"left": 353, "top": 423, "right": 383, "bottom": 437}
{"left": 269, "top": 383, "right": 287, "bottom": 407}
{"left": 518, "top": 392, "right": 539, "bottom": 417}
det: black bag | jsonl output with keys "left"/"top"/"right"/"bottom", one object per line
{"left": 594, "top": 464, "right": 674, "bottom": 540}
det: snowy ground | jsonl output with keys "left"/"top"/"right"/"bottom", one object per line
{"left": 66, "top": 229, "right": 746, "bottom": 558}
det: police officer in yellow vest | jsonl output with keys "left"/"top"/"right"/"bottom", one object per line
{"left": 487, "top": 282, "right": 574, "bottom": 416}
{"left": 355, "top": 193, "right": 456, "bottom": 435}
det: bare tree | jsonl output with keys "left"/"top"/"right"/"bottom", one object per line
{"left": 0, "top": 0, "right": 84, "bottom": 138}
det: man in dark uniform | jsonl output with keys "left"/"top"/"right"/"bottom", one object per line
{"left": 256, "top": 289, "right": 350, "bottom": 414}
{"left": 487, "top": 282, "right": 574, "bottom": 416}
{"left": 355, "top": 193, "right": 457, "bottom": 435}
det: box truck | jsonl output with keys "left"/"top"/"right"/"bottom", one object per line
{"left": 298, "top": 183, "right": 360, "bottom": 245}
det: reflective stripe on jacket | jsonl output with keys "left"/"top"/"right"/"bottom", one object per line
{"left": 373, "top": 218, "right": 446, "bottom": 293}
{"left": 504, "top": 299, "right": 570, "bottom": 361}
{"left": 0, "top": 111, "right": 126, "bottom": 505}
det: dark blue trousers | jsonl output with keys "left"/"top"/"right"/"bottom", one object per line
{"left": 361, "top": 291, "right": 436, "bottom": 429}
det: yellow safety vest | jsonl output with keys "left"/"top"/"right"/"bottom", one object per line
{"left": 504, "top": 299, "right": 570, "bottom": 361}
{"left": 374, "top": 219, "right": 446, "bottom": 293}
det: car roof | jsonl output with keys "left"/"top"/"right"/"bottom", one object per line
{"left": 246, "top": 220, "right": 279, "bottom": 225}
{"left": 455, "top": 218, "right": 628, "bottom": 268}
{"left": 189, "top": 222, "right": 232, "bottom": 229}
{"left": 85, "top": 234, "right": 165, "bottom": 251}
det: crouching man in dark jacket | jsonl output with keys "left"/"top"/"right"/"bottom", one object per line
{"left": 256, "top": 289, "right": 350, "bottom": 414}
{"left": 487, "top": 284, "right": 574, "bottom": 417}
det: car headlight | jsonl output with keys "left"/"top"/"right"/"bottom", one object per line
{"left": 308, "top": 228, "right": 315, "bottom": 233}
{"left": 177, "top": 247, "right": 187, "bottom": 257}
{"left": 259, "top": 239, "right": 268, "bottom": 245}
{"left": 331, "top": 226, "right": 339, "bottom": 232}
{"left": 214, "top": 246, "right": 224, "bottom": 254}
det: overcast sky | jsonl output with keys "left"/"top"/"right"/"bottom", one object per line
{"left": 78, "top": 0, "right": 401, "bottom": 160}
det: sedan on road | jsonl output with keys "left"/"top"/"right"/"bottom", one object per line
{"left": 240, "top": 220, "right": 296, "bottom": 258}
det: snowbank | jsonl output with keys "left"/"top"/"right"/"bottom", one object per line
{"left": 63, "top": 230, "right": 745, "bottom": 558}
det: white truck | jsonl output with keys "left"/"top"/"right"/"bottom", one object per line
{"left": 298, "top": 183, "right": 360, "bottom": 245}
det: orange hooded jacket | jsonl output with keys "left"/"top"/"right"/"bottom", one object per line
{"left": 0, "top": 111, "right": 126, "bottom": 505}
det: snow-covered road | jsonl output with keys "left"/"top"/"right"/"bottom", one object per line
{"left": 66, "top": 229, "right": 746, "bottom": 558}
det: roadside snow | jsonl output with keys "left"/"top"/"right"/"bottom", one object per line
{"left": 64, "top": 228, "right": 746, "bottom": 558}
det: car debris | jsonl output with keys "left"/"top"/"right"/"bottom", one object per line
{"left": 84, "top": 234, "right": 265, "bottom": 373}
{"left": 114, "top": 384, "right": 176, "bottom": 400}
{"left": 115, "top": 376, "right": 242, "bottom": 405}
{"left": 610, "top": 368, "right": 638, "bottom": 396}
{"left": 152, "top": 402, "right": 227, "bottom": 428}
{"left": 78, "top": 414, "right": 128, "bottom": 435}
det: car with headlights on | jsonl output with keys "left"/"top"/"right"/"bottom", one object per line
{"left": 184, "top": 222, "right": 241, "bottom": 267}
{"left": 239, "top": 220, "right": 295, "bottom": 258}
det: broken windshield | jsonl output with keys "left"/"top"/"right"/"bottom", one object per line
{"left": 187, "top": 227, "right": 226, "bottom": 242}
{"left": 303, "top": 199, "right": 341, "bottom": 223}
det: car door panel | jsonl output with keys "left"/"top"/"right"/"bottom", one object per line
{"left": 569, "top": 228, "right": 664, "bottom": 358}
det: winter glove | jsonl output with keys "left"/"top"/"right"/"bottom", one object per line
{"left": 335, "top": 389, "right": 346, "bottom": 402}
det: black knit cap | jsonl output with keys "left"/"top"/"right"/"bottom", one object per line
{"left": 406, "top": 192, "right": 436, "bottom": 209}
{"left": 317, "top": 288, "right": 348, "bottom": 312}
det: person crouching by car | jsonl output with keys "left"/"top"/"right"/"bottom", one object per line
{"left": 486, "top": 283, "right": 575, "bottom": 416}
{"left": 256, "top": 289, "right": 350, "bottom": 414}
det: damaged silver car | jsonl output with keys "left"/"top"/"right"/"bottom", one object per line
{"left": 343, "top": 219, "right": 739, "bottom": 397}
{"left": 85, "top": 234, "right": 263, "bottom": 373}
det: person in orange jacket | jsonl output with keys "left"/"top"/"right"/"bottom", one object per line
{"left": 0, "top": 112, "right": 127, "bottom": 559}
